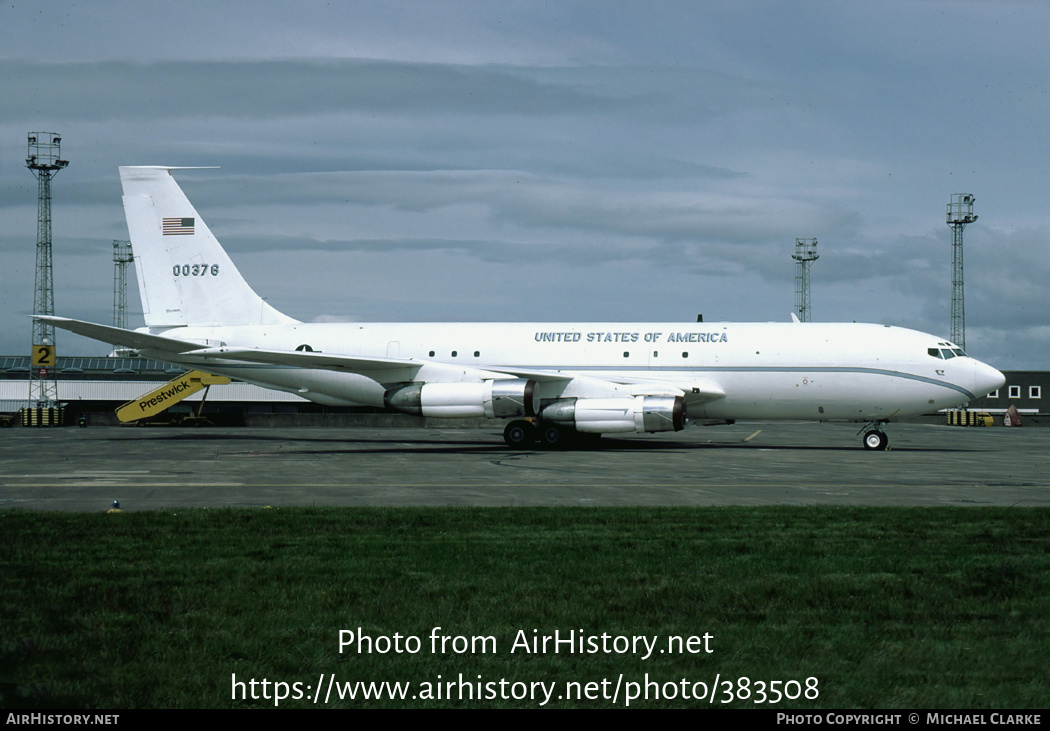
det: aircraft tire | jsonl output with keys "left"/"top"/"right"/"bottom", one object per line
{"left": 503, "top": 420, "right": 535, "bottom": 448}
{"left": 540, "top": 424, "right": 565, "bottom": 448}
{"left": 863, "top": 429, "right": 888, "bottom": 451}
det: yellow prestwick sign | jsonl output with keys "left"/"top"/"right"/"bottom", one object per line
{"left": 116, "top": 370, "right": 231, "bottom": 422}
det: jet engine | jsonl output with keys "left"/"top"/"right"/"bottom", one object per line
{"left": 539, "top": 395, "right": 686, "bottom": 434}
{"left": 385, "top": 379, "right": 537, "bottom": 419}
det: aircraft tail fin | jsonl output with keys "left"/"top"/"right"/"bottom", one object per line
{"left": 119, "top": 166, "right": 298, "bottom": 328}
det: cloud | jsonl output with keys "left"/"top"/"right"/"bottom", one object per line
{"left": 2, "top": 58, "right": 634, "bottom": 124}
{"left": 1, "top": 2, "right": 1048, "bottom": 369}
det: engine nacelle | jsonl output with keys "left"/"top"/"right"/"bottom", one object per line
{"left": 540, "top": 395, "right": 686, "bottom": 434}
{"left": 385, "top": 379, "right": 537, "bottom": 419}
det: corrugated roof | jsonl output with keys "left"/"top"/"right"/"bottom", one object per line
{"left": 1, "top": 355, "right": 178, "bottom": 373}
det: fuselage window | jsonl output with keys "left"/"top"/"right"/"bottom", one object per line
{"left": 681, "top": 352, "right": 689, "bottom": 358}
{"left": 429, "top": 351, "right": 435, "bottom": 357}
{"left": 451, "top": 351, "right": 458, "bottom": 357}
{"left": 474, "top": 351, "right": 480, "bottom": 357}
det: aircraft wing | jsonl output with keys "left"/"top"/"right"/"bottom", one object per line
{"left": 180, "top": 349, "right": 726, "bottom": 403}
{"left": 184, "top": 346, "right": 424, "bottom": 373}
{"left": 39, "top": 316, "right": 726, "bottom": 403}
{"left": 182, "top": 346, "right": 539, "bottom": 384}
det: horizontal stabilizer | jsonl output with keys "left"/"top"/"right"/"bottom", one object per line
{"left": 34, "top": 316, "right": 204, "bottom": 354}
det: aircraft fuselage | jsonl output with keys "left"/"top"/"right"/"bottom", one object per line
{"left": 138, "top": 320, "right": 1001, "bottom": 423}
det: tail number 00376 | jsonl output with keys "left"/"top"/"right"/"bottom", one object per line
{"left": 173, "top": 264, "right": 220, "bottom": 277}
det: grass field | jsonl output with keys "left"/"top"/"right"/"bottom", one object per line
{"left": 2, "top": 506, "right": 1048, "bottom": 708}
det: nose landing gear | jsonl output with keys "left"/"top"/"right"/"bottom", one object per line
{"left": 859, "top": 422, "right": 889, "bottom": 450}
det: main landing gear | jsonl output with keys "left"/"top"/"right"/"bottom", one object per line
{"left": 503, "top": 419, "right": 596, "bottom": 449}
{"left": 859, "top": 422, "right": 889, "bottom": 451}
{"left": 503, "top": 420, "right": 536, "bottom": 447}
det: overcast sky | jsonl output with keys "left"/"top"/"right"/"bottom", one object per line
{"left": 1, "top": 1, "right": 1047, "bottom": 368}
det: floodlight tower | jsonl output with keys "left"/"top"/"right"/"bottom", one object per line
{"left": 112, "top": 240, "right": 133, "bottom": 330}
{"left": 111, "top": 240, "right": 135, "bottom": 356}
{"left": 792, "top": 238, "right": 819, "bottom": 322}
{"left": 946, "top": 194, "right": 977, "bottom": 350}
{"left": 26, "top": 132, "right": 69, "bottom": 411}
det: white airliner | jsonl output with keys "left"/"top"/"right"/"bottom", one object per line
{"left": 40, "top": 166, "right": 1005, "bottom": 449}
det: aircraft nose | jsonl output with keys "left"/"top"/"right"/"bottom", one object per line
{"left": 974, "top": 360, "right": 1006, "bottom": 398}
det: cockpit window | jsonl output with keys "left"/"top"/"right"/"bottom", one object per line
{"left": 928, "top": 346, "right": 967, "bottom": 359}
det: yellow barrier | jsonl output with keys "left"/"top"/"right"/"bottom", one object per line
{"left": 20, "top": 406, "right": 65, "bottom": 427}
{"left": 946, "top": 410, "right": 994, "bottom": 427}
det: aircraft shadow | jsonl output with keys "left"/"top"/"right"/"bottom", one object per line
{"left": 104, "top": 432, "right": 979, "bottom": 455}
